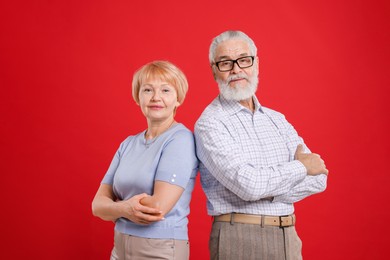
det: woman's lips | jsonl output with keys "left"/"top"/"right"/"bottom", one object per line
{"left": 149, "top": 105, "right": 164, "bottom": 109}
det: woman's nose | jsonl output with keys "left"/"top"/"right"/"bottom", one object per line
{"left": 151, "top": 91, "right": 161, "bottom": 101}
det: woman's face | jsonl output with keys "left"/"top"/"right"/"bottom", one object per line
{"left": 138, "top": 77, "right": 180, "bottom": 123}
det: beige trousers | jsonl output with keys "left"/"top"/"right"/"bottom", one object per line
{"left": 209, "top": 222, "right": 302, "bottom": 260}
{"left": 110, "top": 230, "right": 189, "bottom": 260}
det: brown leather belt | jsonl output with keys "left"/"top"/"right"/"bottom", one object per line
{"left": 214, "top": 213, "right": 296, "bottom": 227}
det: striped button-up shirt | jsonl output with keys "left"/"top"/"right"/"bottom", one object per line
{"left": 194, "top": 95, "right": 327, "bottom": 216}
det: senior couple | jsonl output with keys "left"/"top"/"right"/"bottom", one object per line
{"left": 92, "top": 30, "right": 328, "bottom": 260}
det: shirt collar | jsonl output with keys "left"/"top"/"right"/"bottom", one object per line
{"left": 218, "top": 95, "right": 264, "bottom": 115}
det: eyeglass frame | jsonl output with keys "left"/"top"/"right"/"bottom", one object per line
{"left": 213, "top": 56, "right": 255, "bottom": 72}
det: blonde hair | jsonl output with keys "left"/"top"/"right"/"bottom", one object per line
{"left": 132, "top": 61, "right": 189, "bottom": 105}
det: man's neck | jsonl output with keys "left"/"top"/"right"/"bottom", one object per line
{"left": 239, "top": 97, "right": 255, "bottom": 112}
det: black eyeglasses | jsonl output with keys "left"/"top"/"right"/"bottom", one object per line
{"left": 214, "top": 56, "right": 254, "bottom": 72}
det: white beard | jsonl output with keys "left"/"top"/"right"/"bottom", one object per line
{"left": 217, "top": 72, "right": 258, "bottom": 101}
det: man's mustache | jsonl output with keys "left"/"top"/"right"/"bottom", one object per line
{"left": 227, "top": 73, "right": 249, "bottom": 84}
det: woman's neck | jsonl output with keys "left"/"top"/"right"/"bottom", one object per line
{"left": 145, "top": 118, "right": 176, "bottom": 140}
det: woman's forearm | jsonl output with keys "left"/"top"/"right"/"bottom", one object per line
{"left": 92, "top": 195, "right": 123, "bottom": 222}
{"left": 92, "top": 184, "right": 123, "bottom": 222}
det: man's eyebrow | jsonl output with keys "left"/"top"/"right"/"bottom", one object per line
{"left": 216, "top": 53, "right": 250, "bottom": 61}
{"left": 216, "top": 55, "right": 230, "bottom": 61}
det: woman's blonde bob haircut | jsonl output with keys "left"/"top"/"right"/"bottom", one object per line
{"left": 132, "top": 61, "right": 189, "bottom": 105}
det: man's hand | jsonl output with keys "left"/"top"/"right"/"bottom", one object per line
{"left": 118, "top": 193, "right": 163, "bottom": 225}
{"left": 295, "top": 144, "right": 329, "bottom": 176}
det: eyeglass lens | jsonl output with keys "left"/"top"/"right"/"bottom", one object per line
{"left": 216, "top": 56, "right": 253, "bottom": 72}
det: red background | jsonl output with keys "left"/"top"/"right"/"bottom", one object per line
{"left": 1, "top": 0, "right": 389, "bottom": 259}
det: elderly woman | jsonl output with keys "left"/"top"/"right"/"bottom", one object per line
{"left": 92, "top": 61, "right": 198, "bottom": 260}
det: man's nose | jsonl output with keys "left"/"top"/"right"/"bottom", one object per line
{"left": 231, "top": 62, "right": 242, "bottom": 73}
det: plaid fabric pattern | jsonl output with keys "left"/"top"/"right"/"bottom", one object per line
{"left": 194, "top": 95, "right": 327, "bottom": 216}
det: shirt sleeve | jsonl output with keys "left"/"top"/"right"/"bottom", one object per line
{"left": 195, "top": 116, "right": 307, "bottom": 201}
{"left": 272, "top": 117, "right": 328, "bottom": 203}
{"left": 101, "top": 137, "right": 131, "bottom": 185}
{"left": 155, "top": 129, "right": 198, "bottom": 189}
{"left": 272, "top": 174, "right": 327, "bottom": 203}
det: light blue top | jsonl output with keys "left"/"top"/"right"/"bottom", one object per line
{"left": 102, "top": 123, "right": 198, "bottom": 240}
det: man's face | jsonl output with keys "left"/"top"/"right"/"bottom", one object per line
{"left": 213, "top": 39, "right": 259, "bottom": 101}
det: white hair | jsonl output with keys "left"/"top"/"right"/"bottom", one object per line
{"left": 209, "top": 30, "right": 258, "bottom": 65}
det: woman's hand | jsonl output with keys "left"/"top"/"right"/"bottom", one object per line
{"left": 92, "top": 184, "right": 163, "bottom": 224}
{"left": 118, "top": 193, "right": 164, "bottom": 225}
{"left": 139, "top": 181, "right": 185, "bottom": 217}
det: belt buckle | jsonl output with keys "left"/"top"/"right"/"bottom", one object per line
{"left": 279, "top": 215, "right": 293, "bottom": 227}
{"left": 279, "top": 215, "right": 291, "bottom": 227}
{"left": 279, "top": 216, "right": 284, "bottom": 228}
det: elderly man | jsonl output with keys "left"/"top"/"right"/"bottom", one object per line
{"left": 194, "top": 30, "right": 328, "bottom": 260}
